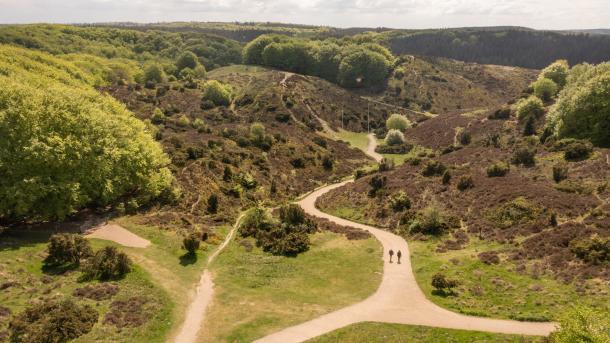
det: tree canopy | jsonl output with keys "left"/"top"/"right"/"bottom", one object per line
{"left": 242, "top": 34, "right": 394, "bottom": 88}
{"left": 547, "top": 61, "right": 610, "bottom": 147}
{"left": 0, "top": 46, "right": 173, "bottom": 221}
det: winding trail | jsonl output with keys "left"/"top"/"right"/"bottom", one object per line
{"left": 173, "top": 217, "right": 241, "bottom": 343}
{"left": 254, "top": 137, "right": 556, "bottom": 343}
{"left": 85, "top": 223, "right": 150, "bottom": 248}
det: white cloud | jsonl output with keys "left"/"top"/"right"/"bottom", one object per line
{"left": 0, "top": 0, "right": 608, "bottom": 29}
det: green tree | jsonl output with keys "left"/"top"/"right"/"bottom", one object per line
{"left": 551, "top": 306, "right": 610, "bottom": 343}
{"left": 338, "top": 49, "right": 391, "bottom": 88}
{"left": 201, "top": 80, "right": 232, "bottom": 106}
{"left": 143, "top": 63, "right": 165, "bottom": 83}
{"left": 532, "top": 77, "right": 558, "bottom": 101}
{"left": 0, "top": 53, "right": 173, "bottom": 222}
{"left": 540, "top": 59, "right": 569, "bottom": 89}
{"left": 243, "top": 35, "right": 286, "bottom": 65}
{"left": 183, "top": 232, "right": 201, "bottom": 255}
{"left": 385, "top": 129, "right": 405, "bottom": 146}
{"left": 176, "top": 51, "right": 199, "bottom": 72}
{"left": 548, "top": 67, "right": 610, "bottom": 147}
{"left": 386, "top": 113, "right": 410, "bottom": 131}
{"left": 513, "top": 96, "right": 544, "bottom": 124}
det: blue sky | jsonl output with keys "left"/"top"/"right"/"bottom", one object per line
{"left": 0, "top": 0, "right": 608, "bottom": 30}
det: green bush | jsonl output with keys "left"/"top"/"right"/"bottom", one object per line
{"left": 388, "top": 191, "right": 411, "bottom": 212}
{"left": 540, "top": 60, "right": 569, "bottom": 89}
{"left": 9, "top": 298, "right": 98, "bottom": 343}
{"left": 183, "top": 232, "right": 201, "bottom": 255}
{"left": 207, "top": 194, "right": 218, "bottom": 214}
{"left": 532, "top": 77, "right": 558, "bottom": 101}
{"left": 408, "top": 204, "right": 452, "bottom": 236}
{"left": 421, "top": 160, "right": 446, "bottom": 177}
{"left": 384, "top": 129, "right": 405, "bottom": 146}
{"left": 177, "top": 114, "right": 191, "bottom": 127}
{"left": 368, "top": 174, "right": 387, "bottom": 197}
{"left": 338, "top": 48, "right": 391, "bottom": 88}
{"left": 151, "top": 108, "right": 165, "bottom": 124}
{"left": 488, "top": 107, "right": 511, "bottom": 120}
{"left": 570, "top": 235, "right": 610, "bottom": 265}
{"left": 456, "top": 175, "right": 474, "bottom": 191}
{"left": 239, "top": 204, "right": 314, "bottom": 256}
{"left": 486, "top": 197, "right": 541, "bottom": 228}
{"left": 551, "top": 306, "right": 610, "bottom": 343}
{"left": 431, "top": 273, "right": 459, "bottom": 294}
{"left": 512, "top": 145, "right": 536, "bottom": 166}
{"left": 83, "top": 246, "right": 132, "bottom": 280}
{"left": 486, "top": 162, "right": 510, "bottom": 177}
{"left": 563, "top": 140, "right": 593, "bottom": 161}
{"left": 201, "top": 80, "right": 232, "bottom": 107}
{"left": 386, "top": 113, "right": 410, "bottom": 131}
{"left": 457, "top": 130, "right": 471, "bottom": 145}
{"left": 143, "top": 63, "right": 165, "bottom": 84}
{"left": 553, "top": 163, "right": 569, "bottom": 183}
{"left": 514, "top": 96, "right": 544, "bottom": 124}
{"left": 44, "top": 233, "right": 93, "bottom": 266}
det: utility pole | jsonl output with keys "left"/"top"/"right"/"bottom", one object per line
{"left": 341, "top": 104, "right": 344, "bottom": 130}
{"left": 367, "top": 101, "right": 370, "bottom": 133}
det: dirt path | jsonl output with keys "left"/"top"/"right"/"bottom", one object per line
{"left": 365, "top": 133, "right": 383, "bottom": 163}
{"left": 85, "top": 223, "right": 150, "bottom": 248}
{"left": 254, "top": 139, "right": 556, "bottom": 343}
{"left": 172, "top": 215, "right": 241, "bottom": 343}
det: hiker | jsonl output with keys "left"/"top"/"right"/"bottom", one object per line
{"left": 397, "top": 250, "right": 402, "bottom": 264}
{"left": 389, "top": 249, "right": 394, "bottom": 263}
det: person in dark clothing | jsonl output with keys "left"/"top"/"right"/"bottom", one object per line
{"left": 389, "top": 249, "right": 394, "bottom": 263}
{"left": 397, "top": 250, "right": 402, "bottom": 264}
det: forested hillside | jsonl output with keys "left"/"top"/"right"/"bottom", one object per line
{"left": 385, "top": 29, "right": 610, "bottom": 69}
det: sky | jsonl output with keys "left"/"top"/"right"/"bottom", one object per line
{"left": 0, "top": 0, "right": 608, "bottom": 30}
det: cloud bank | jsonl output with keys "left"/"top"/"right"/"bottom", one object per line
{"left": 0, "top": 0, "right": 608, "bottom": 29}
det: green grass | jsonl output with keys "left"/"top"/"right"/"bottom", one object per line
{"left": 336, "top": 130, "right": 369, "bottom": 153}
{"left": 0, "top": 230, "right": 172, "bottom": 343}
{"left": 208, "top": 64, "right": 269, "bottom": 78}
{"left": 409, "top": 236, "right": 610, "bottom": 322}
{"left": 115, "top": 216, "right": 230, "bottom": 338}
{"left": 202, "top": 232, "right": 383, "bottom": 342}
{"left": 307, "top": 322, "right": 543, "bottom": 342}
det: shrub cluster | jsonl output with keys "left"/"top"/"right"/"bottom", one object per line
{"left": 83, "top": 246, "right": 132, "bottom": 280}
{"left": 388, "top": 191, "right": 411, "bottom": 212}
{"left": 239, "top": 204, "right": 316, "bottom": 256}
{"left": 406, "top": 203, "right": 454, "bottom": 236}
{"left": 486, "top": 162, "right": 510, "bottom": 177}
{"left": 201, "top": 80, "right": 232, "bottom": 107}
{"left": 183, "top": 232, "right": 201, "bottom": 255}
{"left": 44, "top": 233, "right": 92, "bottom": 267}
{"left": 421, "top": 160, "right": 447, "bottom": 177}
{"left": 570, "top": 235, "right": 610, "bottom": 265}
{"left": 552, "top": 163, "right": 569, "bottom": 183}
{"left": 9, "top": 299, "right": 98, "bottom": 343}
{"left": 368, "top": 174, "right": 387, "bottom": 197}
{"left": 512, "top": 145, "right": 537, "bottom": 166}
{"left": 456, "top": 175, "right": 474, "bottom": 191}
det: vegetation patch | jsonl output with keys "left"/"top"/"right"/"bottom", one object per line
{"left": 486, "top": 197, "right": 542, "bottom": 229}
{"left": 307, "top": 322, "right": 542, "bottom": 343}
{"left": 74, "top": 283, "right": 120, "bottom": 301}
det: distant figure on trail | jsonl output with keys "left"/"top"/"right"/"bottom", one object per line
{"left": 389, "top": 249, "right": 394, "bottom": 263}
{"left": 397, "top": 250, "right": 402, "bottom": 264}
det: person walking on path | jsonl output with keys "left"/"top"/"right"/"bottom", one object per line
{"left": 397, "top": 250, "right": 402, "bottom": 264}
{"left": 389, "top": 249, "right": 394, "bottom": 263}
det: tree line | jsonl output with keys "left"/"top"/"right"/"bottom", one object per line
{"left": 243, "top": 34, "right": 396, "bottom": 88}
{"left": 387, "top": 29, "right": 610, "bottom": 69}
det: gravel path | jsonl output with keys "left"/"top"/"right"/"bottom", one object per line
{"left": 254, "top": 136, "right": 556, "bottom": 343}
